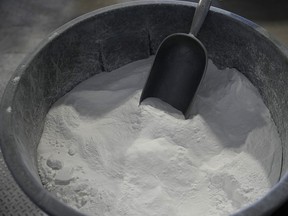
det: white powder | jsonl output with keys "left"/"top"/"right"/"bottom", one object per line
{"left": 37, "top": 57, "right": 282, "bottom": 216}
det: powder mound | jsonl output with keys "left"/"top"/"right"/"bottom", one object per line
{"left": 37, "top": 57, "right": 282, "bottom": 216}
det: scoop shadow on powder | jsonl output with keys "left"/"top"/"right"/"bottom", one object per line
{"left": 140, "top": 97, "right": 185, "bottom": 120}
{"left": 51, "top": 58, "right": 151, "bottom": 119}
{"left": 52, "top": 84, "right": 139, "bottom": 120}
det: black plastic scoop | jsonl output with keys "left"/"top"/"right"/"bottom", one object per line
{"left": 140, "top": 0, "right": 212, "bottom": 118}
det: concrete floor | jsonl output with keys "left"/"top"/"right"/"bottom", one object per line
{"left": 0, "top": 0, "right": 287, "bottom": 215}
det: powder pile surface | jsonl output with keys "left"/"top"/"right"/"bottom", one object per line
{"left": 38, "top": 57, "right": 282, "bottom": 216}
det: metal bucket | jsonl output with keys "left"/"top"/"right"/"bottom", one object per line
{"left": 1, "top": 1, "right": 288, "bottom": 215}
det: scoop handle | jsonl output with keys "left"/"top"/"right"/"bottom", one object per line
{"left": 190, "top": 0, "right": 212, "bottom": 36}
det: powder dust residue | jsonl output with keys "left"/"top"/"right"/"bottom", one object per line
{"left": 37, "top": 57, "right": 282, "bottom": 216}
